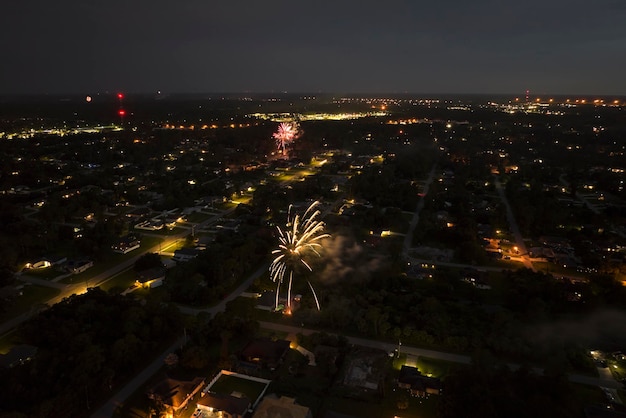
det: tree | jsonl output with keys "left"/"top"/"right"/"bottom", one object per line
{"left": 163, "top": 353, "right": 179, "bottom": 368}
{"left": 181, "top": 345, "right": 211, "bottom": 370}
{"left": 134, "top": 252, "right": 163, "bottom": 272}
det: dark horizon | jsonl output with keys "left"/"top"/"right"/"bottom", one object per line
{"left": 2, "top": 91, "right": 626, "bottom": 100}
{"left": 2, "top": 1, "right": 625, "bottom": 96}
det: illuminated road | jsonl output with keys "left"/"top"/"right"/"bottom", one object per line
{"left": 406, "top": 257, "right": 589, "bottom": 284}
{"left": 0, "top": 206, "right": 239, "bottom": 338}
{"left": 493, "top": 175, "right": 536, "bottom": 272}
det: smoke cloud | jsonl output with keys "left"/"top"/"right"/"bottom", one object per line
{"left": 317, "top": 235, "right": 387, "bottom": 284}
{"left": 526, "top": 309, "right": 626, "bottom": 349}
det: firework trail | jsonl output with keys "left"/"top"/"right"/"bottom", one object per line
{"left": 273, "top": 122, "right": 299, "bottom": 155}
{"left": 270, "top": 201, "right": 329, "bottom": 311}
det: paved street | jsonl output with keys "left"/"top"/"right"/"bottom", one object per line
{"left": 493, "top": 175, "right": 536, "bottom": 271}
{"left": 0, "top": 206, "right": 238, "bottom": 338}
{"left": 258, "top": 321, "right": 623, "bottom": 389}
{"left": 90, "top": 336, "right": 185, "bottom": 418}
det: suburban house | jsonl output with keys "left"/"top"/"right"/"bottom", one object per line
{"left": 252, "top": 395, "right": 312, "bottom": 418}
{"left": 238, "top": 339, "right": 290, "bottom": 371}
{"left": 397, "top": 365, "right": 442, "bottom": 396}
{"left": 65, "top": 259, "right": 94, "bottom": 274}
{"left": 24, "top": 255, "right": 67, "bottom": 270}
{"left": 215, "top": 219, "right": 240, "bottom": 233}
{"left": 148, "top": 377, "right": 205, "bottom": 415}
{"left": 197, "top": 392, "right": 250, "bottom": 418}
{"left": 136, "top": 267, "right": 166, "bottom": 288}
{"left": 112, "top": 234, "right": 141, "bottom": 254}
{"left": 195, "top": 235, "right": 215, "bottom": 250}
{"left": 125, "top": 206, "right": 151, "bottom": 219}
{"left": 172, "top": 247, "right": 200, "bottom": 263}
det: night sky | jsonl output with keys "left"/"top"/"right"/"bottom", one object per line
{"left": 1, "top": 0, "right": 625, "bottom": 95}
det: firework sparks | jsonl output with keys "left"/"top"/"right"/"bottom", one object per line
{"left": 273, "top": 121, "right": 299, "bottom": 155}
{"left": 270, "top": 201, "right": 329, "bottom": 311}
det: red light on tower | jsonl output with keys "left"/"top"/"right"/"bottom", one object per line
{"left": 117, "top": 92, "right": 126, "bottom": 127}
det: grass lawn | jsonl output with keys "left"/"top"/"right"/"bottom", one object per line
{"left": 392, "top": 354, "right": 463, "bottom": 380}
{"left": 21, "top": 267, "right": 64, "bottom": 280}
{"left": 209, "top": 374, "right": 268, "bottom": 402}
{"left": 99, "top": 269, "right": 137, "bottom": 292}
{"left": 0, "top": 285, "right": 60, "bottom": 323}
{"left": 414, "top": 356, "right": 459, "bottom": 379}
{"left": 60, "top": 264, "right": 108, "bottom": 284}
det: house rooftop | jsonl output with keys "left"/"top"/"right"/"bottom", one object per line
{"left": 137, "top": 267, "right": 166, "bottom": 284}
{"left": 150, "top": 377, "right": 205, "bottom": 410}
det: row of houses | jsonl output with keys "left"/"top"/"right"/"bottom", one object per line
{"left": 23, "top": 256, "right": 93, "bottom": 275}
{"left": 150, "top": 338, "right": 311, "bottom": 418}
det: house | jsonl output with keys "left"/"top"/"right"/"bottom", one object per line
{"left": 215, "top": 219, "right": 240, "bottom": 232}
{"left": 126, "top": 206, "right": 151, "bottom": 219}
{"left": 197, "top": 392, "right": 250, "bottom": 418}
{"left": 172, "top": 247, "right": 200, "bottom": 263}
{"left": 239, "top": 338, "right": 290, "bottom": 371}
{"left": 149, "top": 377, "right": 205, "bottom": 415}
{"left": 253, "top": 291, "right": 279, "bottom": 313}
{"left": 136, "top": 267, "right": 166, "bottom": 288}
{"left": 195, "top": 235, "right": 215, "bottom": 250}
{"left": 65, "top": 259, "right": 94, "bottom": 274}
{"left": 252, "top": 395, "right": 312, "bottom": 418}
{"left": 112, "top": 234, "right": 141, "bottom": 254}
{"left": 24, "top": 255, "right": 67, "bottom": 270}
{"left": 24, "top": 259, "right": 52, "bottom": 270}
{"left": 462, "top": 269, "right": 491, "bottom": 290}
{"left": 0, "top": 345, "right": 37, "bottom": 368}
{"left": 397, "top": 365, "right": 442, "bottom": 396}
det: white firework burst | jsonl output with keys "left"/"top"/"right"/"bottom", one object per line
{"left": 270, "top": 201, "right": 329, "bottom": 311}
